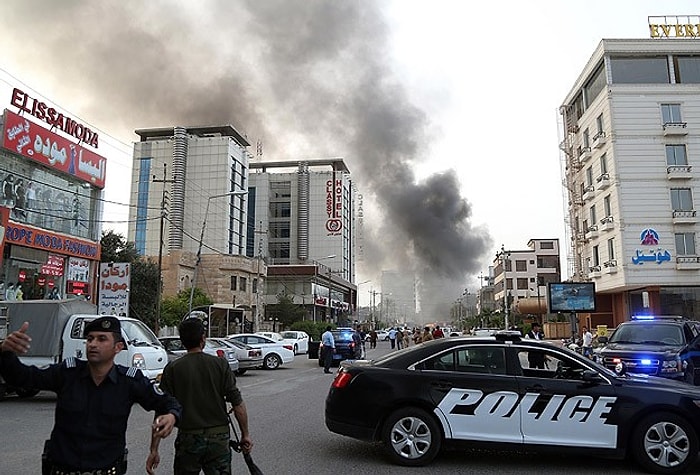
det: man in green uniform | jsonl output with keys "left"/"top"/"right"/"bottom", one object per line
{"left": 147, "top": 318, "right": 253, "bottom": 475}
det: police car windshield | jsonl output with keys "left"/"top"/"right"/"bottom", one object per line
{"left": 121, "top": 320, "right": 161, "bottom": 346}
{"left": 609, "top": 323, "right": 684, "bottom": 345}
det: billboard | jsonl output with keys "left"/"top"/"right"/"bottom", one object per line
{"left": 2, "top": 109, "right": 106, "bottom": 188}
{"left": 547, "top": 282, "right": 596, "bottom": 313}
{"left": 98, "top": 263, "right": 130, "bottom": 317}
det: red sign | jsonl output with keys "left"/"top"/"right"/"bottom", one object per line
{"left": 4, "top": 221, "right": 100, "bottom": 260}
{"left": 18, "top": 270, "right": 26, "bottom": 282}
{"left": 2, "top": 110, "right": 106, "bottom": 188}
{"left": 47, "top": 280, "right": 55, "bottom": 289}
{"left": 41, "top": 254, "right": 65, "bottom": 276}
{"left": 67, "top": 281, "right": 89, "bottom": 295}
{"left": 37, "top": 276, "right": 46, "bottom": 286}
{"left": 10, "top": 88, "right": 99, "bottom": 148}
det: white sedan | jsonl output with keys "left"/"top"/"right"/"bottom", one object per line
{"left": 227, "top": 333, "right": 295, "bottom": 370}
{"left": 279, "top": 330, "right": 310, "bottom": 354}
{"left": 365, "top": 330, "right": 389, "bottom": 342}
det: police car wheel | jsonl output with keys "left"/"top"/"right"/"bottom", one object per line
{"left": 631, "top": 411, "right": 698, "bottom": 474}
{"left": 264, "top": 353, "right": 281, "bottom": 370}
{"left": 382, "top": 407, "right": 441, "bottom": 466}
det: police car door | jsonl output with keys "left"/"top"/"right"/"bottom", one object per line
{"left": 424, "top": 345, "right": 522, "bottom": 444}
{"left": 513, "top": 345, "right": 618, "bottom": 448}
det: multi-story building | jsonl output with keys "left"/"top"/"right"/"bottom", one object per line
{"left": 248, "top": 159, "right": 358, "bottom": 324}
{"left": 128, "top": 125, "right": 261, "bottom": 331}
{"left": 560, "top": 36, "right": 700, "bottom": 327}
{"left": 493, "top": 239, "right": 561, "bottom": 326}
{"left": 0, "top": 89, "right": 104, "bottom": 302}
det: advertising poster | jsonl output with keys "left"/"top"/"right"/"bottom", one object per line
{"left": 98, "top": 262, "right": 130, "bottom": 317}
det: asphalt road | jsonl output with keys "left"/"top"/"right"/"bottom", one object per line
{"left": 1, "top": 340, "right": 697, "bottom": 474}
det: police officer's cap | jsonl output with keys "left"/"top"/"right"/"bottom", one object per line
{"left": 84, "top": 316, "right": 122, "bottom": 337}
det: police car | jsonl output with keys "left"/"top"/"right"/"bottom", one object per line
{"left": 595, "top": 315, "right": 700, "bottom": 385}
{"left": 325, "top": 333, "right": 700, "bottom": 474}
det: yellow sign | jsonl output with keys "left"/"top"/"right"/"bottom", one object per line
{"left": 649, "top": 16, "right": 700, "bottom": 38}
{"left": 596, "top": 325, "right": 608, "bottom": 337}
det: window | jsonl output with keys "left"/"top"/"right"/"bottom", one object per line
{"left": 592, "top": 246, "right": 600, "bottom": 266}
{"left": 582, "top": 129, "right": 590, "bottom": 149}
{"left": 607, "top": 238, "right": 615, "bottom": 260}
{"left": 600, "top": 154, "right": 608, "bottom": 174}
{"left": 517, "top": 278, "right": 529, "bottom": 290}
{"left": 604, "top": 195, "right": 612, "bottom": 217}
{"left": 675, "top": 233, "right": 696, "bottom": 255}
{"left": 671, "top": 188, "right": 693, "bottom": 211}
{"left": 595, "top": 114, "right": 604, "bottom": 136}
{"left": 583, "top": 219, "right": 589, "bottom": 232}
{"left": 420, "top": 347, "right": 506, "bottom": 374}
{"left": 515, "top": 260, "right": 527, "bottom": 271}
{"left": 540, "top": 241, "right": 554, "bottom": 249}
{"left": 269, "top": 202, "right": 291, "bottom": 218}
{"left": 504, "top": 260, "right": 512, "bottom": 272}
{"left": 516, "top": 349, "right": 588, "bottom": 380}
{"left": 506, "top": 278, "right": 513, "bottom": 290}
{"left": 661, "top": 104, "right": 683, "bottom": 124}
{"left": 230, "top": 276, "right": 237, "bottom": 290}
{"left": 674, "top": 56, "right": 700, "bottom": 83}
{"left": 589, "top": 205, "right": 597, "bottom": 224}
{"left": 584, "top": 63, "right": 606, "bottom": 107}
{"left": 585, "top": 167, "right": 593, "bottom": 186}
{"left": 610, "top": 56, "right": 670, "bottom": 84}
{"left": 252, "top": 278, "right": 258, "bottom": 294}
{"left": 269, "top": 222, "right": 291, "bottom": 238}
{"left": 666, "top": 145, "right": 688, "bottom": 166}
{"left": 239, "top": 277, "right": 247, "bottom": 292}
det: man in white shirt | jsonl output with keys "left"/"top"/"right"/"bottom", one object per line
{"left": 582, "top": 326, "right": 594, "bottom": 359}
{"left": 388, "top": 328, "right": 397, "bottom": 349}
{"left": 321, "top": 326, "right": 335, "bottom": 374}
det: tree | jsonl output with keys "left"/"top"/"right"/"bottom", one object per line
{"left": 160, "top": 288, "right": 213, "bottom": 328}
{"left": 100, "top": 230, "right": 139, "bottom": 263}
{"left": 267, "top": 293, "right": 306, "bottom": 329}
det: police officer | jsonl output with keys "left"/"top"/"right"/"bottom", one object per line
{"left": 0, "top": 316, "right": 182, "bottom": 475}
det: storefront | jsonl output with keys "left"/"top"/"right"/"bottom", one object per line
{"left": 0, "top": 89, "right": 105, "bottom": 300}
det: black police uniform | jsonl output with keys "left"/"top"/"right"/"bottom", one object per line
{"left": 0, "top": 317, "right": 182, "bottom": 474}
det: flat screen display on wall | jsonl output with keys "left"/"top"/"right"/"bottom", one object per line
{"left": 547, "top": 282, "right": 596, "bottom": 313}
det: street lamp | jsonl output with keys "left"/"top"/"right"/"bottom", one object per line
{"left": 188, "top": 190, "right": 248, "bottom": 314}
{"left": 312, "top": 255, "right": 336, "bottom": 322}
{"left": 498, "top": 244, "right": 512, "bottom": 330}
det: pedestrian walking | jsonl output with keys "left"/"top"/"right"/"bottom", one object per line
{"left": 0, "top": 317, "right": 181, "bottom": 475}
{"left": 147, "top": 318, "right": 252, "bottom": 474}
{"left": 581, "top": 326, "right": 594, "bottom": 359}
{"left": 369, "top": 329, "right": 377, "bottom": 349}
{"left": 388, "top": 328, "right": 397, "bottom": 349}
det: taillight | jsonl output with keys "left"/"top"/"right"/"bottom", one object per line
{"left": 332, "top": 371, "right": 354, "bottom": 389}
{"left": 349, "top": 342, "right": 355, "bottom": 349}
{"left": 283, "top": 345, "right": 293, "bottom": 351}
{"left": 216, "top": 349, "right": 225, "bottom": 358}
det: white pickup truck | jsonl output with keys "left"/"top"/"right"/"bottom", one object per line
{"left": 0, "top": 299, "right": 168, "bottom": 399}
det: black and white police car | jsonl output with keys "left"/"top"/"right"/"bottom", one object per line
{"left": 325, "top": 333, "right": 700, "bottom": 474}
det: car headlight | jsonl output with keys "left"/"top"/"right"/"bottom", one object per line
{"left": 660, "top": 358, "right": 681, "bottom": 373}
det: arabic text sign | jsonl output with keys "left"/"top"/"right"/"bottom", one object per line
{"left": 98, "top": 262, "right": 130, "bottom": 317}
{"left": 2, "top": 110, "right": 106, "bottom": 188}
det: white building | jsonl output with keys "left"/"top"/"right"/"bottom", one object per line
{"left": 560, "top": 36, "right": 700, "bottom": 326}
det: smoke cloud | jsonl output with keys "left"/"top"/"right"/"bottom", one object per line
{"left": 0, "top": 0, "right": 491, "bottom": 319}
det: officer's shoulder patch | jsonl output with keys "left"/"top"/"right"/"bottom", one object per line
{"left": 62, "top": 357, "right": 78, "bottom": 369}
{"left": 151, "top": 381, "right": 165, "bottom": 396}
{"left": 115, "top": 365, "right": 141, "bottom": 378}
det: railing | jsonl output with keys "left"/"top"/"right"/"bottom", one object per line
{"left": 592, "top": 131, "right": 606, "bottom": 140}
{"left": 600, "top": 215, "right": 614, "bottom": 224}
{"left": 588, "top": 265, "right": 601, "bottom": 272}
{"left": 585, "top": 225, "right": 599, "bottom": 233}
{"left": 673, "top": 210, "right": 697, "bottom": 218}
{"left": 596, "top": 172, "right": 610, "bottom": 183}
{"left": 667, "top": 165, "right": 692, "bottom": 174}
{"left": 663, "top": 121, "right": 687, "bottom": 130}
{"left": 603, "top": 259, "right": 617, "bottom": 268}
{"left": 677, "top": 256, "right": 700, "bottom": 263}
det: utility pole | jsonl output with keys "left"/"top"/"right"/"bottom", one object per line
{"left": 254, "top": 222, "right": 267, "bottom": 333}
{"left": 152, "top": 164, "right": 174, "bottom": 336}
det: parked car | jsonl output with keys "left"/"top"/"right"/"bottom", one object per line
{"left": 279, "top": 330, "right": 311, "bottom": 354}
{"left": 227, "top": 333, "right": 295, "bottom": 370}
{"left": 159, "top": 336, "right": 239, "bottom": 373}
{"left": 326, "top": 332, "right": 700, "bottom": 474}
{"left": 210, "top": 337, "right": 263, "bottom": 375}
{"left": 365, "top": 330, "right": 389, "bottom": 342}
{"left": 256, "top": 331, "right": 285, "bottom": 341}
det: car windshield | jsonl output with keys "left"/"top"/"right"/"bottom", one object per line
{"left": 281, "top": 332, "right": 298, "bottom": 339}
{"left": 121, "top": 320, "right": 161, "bottom": 346}
{"left": 333, "top": 330, "right": 354, "bottom": 342}
{"left": 609, "top": 323, "right": 685, "bottom": 345}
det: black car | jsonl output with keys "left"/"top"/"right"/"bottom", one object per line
{"left": 319, "top": 328, "right": 362, "bottom": 367}
{"left": 325, "top": 333, "right": 700, "bottom": 474}
{"left": 595, "top": 315, "right": 700, "bottom": 385}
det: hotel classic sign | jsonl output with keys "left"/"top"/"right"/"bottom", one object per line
{"left": 649, "top": 16, "right": 700, "bottom": 38}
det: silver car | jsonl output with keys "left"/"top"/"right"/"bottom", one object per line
{"left": 211, "top": 337, "right": 264, "bottom": 375}
{"left": 159, "top": 337, "right": 239, "bottom": 373}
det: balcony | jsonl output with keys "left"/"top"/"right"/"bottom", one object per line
{"left": 596, "top": 173, "right": 611, "bottom": 189}
{"left": 676, "top": 256, "right": 700, "bottom": 270}
{"left": 672, "top": 209, "right": 698, "bottom": 224}
{"left": 599, "top": 216, "right": 614, "bottom": 231}
{"left": 582, "top": 184, "right": 595, "bottom": 201}
{"left": 588, "top": 265, "right": 602, "bottom": 279}
{"left": 667, "top": 165, "right": 692, "bottom": 180}
{"left": 663, "top": 122, "right": 688, "bottom": 136}
{"left": 584, "top": 224, "right": 599, "bottom": 240}
{"left": 603, "top": 259, "right": 618, "bottom": 274}
{"left": 578, "top": 147, "right": 592, "bottom": 163}
{"left": 592, "top": 131, "right": 607, "bottom": 149}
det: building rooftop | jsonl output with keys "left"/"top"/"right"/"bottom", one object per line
{"left": 250, "top": 158, "right": 350, "bottom": 173}
{"left": 134, "top": 125, "right": 250, "bottom": 146}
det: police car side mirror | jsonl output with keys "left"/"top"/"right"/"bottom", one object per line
{"left": 597, "top": 336, "right": 608, "bottom": 345}
{"left": 581, "top": 370, "right": 602, "bottom": 383}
